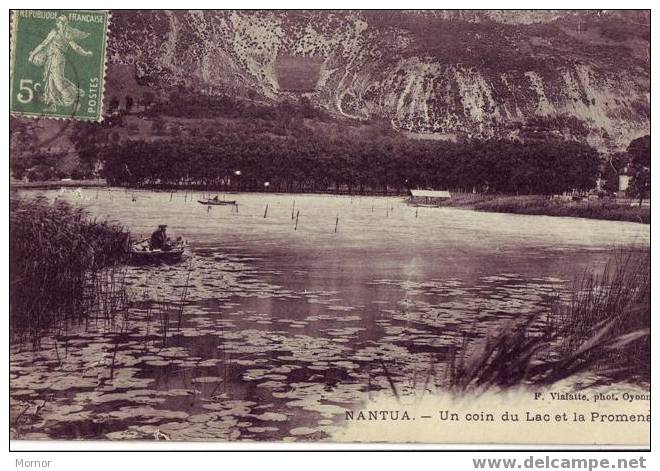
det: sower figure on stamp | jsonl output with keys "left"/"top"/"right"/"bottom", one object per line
{"left": 28, "top": 15, "right": 93, "bottom": 113}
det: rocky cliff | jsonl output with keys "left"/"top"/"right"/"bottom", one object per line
{"left": 107, "top": 10, "right": 649, "bottom": 151}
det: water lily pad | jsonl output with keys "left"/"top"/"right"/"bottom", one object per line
{"left": 252, "top": 412, "right": 288, "bottom": 422}
{"left": 289, "top": 427, "right": 316, "bottom": 436}
{"left": 247, "top": 426, "right": 279, "bottom": 433}
{"left": 191, "top": 376, "right": 223, "bottom": 384}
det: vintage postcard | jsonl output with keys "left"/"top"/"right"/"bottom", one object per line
{"left": 9, "top": 10, "right": 650, "bottom": 447}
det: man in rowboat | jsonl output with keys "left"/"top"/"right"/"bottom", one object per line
{"left": 150, "top": 224, "right": 169, "bottom": 250}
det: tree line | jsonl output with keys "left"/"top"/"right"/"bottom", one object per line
{"left": 101, "top": 132, "right": 601, "bottom": 195}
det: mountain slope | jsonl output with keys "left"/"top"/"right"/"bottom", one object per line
{"left": 104, "top": 10, "right": 648, "bottom": 151}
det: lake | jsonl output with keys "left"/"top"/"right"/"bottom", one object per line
{"left": 10, "top": 189, "right": 650, "bottom": 441}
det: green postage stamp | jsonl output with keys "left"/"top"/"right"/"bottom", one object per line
{"left": 10, "top": 10, "right": 109, "bottom": 121}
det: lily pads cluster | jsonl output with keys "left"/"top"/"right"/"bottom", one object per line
{"left": 11, "top": 245, "right": 568, "bottom": 441}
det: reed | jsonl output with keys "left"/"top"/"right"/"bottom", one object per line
{"left": 156, "top": 298, "right": 171, "bottom": 347}
{"left": 144, "top": 265, "right": 193, "bottom": 347}
{"left": 176, "top": 266, "right": 193, "bottom": 330}
{"left": 107, "top": 303, "right": 133, "bottom": 381}
{"left": 448, "top": 248, "right": 650, "bottom": 391}
{"left": 557, "top": 249, "right": 650, "bottom": 379}
{"left": 10, "top": 196, "right": 129, "bottom": 344}
{"left": 84, "top": 265, "right": 132, "bottom": 328}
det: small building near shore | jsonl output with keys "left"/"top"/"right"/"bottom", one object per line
{"left": 409, "top": 189, "right": 451, "bottom": 205}
{"left": 619, "top": 174, "right": 631, "bottom": 192}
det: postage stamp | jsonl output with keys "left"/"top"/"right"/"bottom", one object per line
{"left": 10, "top": 10, "right": 109, "bottom": 121}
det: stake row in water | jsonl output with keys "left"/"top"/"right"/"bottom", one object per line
{"left": 152, "top": 193, "right": 422, "bottom": 230}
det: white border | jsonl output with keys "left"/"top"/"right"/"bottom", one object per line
{"left": 3, "top": 1, "right": 656, "bottom": 469}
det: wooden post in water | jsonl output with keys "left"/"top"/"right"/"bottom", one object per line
{"left": 170, "top": 191, "right": 173, "bottom": 201}
{"left": 291, "top": 200, "right": 296, "bottom": 220}
{"left": 294, "top": 210, "right": 300, "bottom": 230}
{"left": 264, "top": 203, "right": 269, "bottom": 218}
{"left": 415, "top": 207, "right": 418, "bottom": 218}
{"left": 335, "top": 215, "right": 339, "bottom": 233}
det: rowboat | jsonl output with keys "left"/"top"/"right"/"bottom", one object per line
{"left": 129, "top": 239, "right": 188, "bottom": 264}
{"left": 198, "top": 199, "right": 237, "bottom": 206}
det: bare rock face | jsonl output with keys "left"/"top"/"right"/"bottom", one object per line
{"left": 108, "top": 10, "right": 649, "bottom": 151}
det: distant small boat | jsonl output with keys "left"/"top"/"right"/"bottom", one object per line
{"left": 198, "top": 199, "right": 237, "bottom": 206}
{"left": 129, "top": 239, "right": 188, "bottom": 264}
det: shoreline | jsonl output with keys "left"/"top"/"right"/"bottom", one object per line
{"left": 10, "top": 179, "right": 108, "bottom": 189}
{"left": 436, "top": 194, "right": 650, "bottom": 224}
{"left": 13, "top": 183, "right": 649, "bottom": 224}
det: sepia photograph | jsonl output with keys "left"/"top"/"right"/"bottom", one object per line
{"left": 8, "top": 8, "right": 650, "bottom": 448}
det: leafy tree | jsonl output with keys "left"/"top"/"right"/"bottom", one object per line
{"left": 151, "top": 117, "right": 166, "bottom": 135}
{"left": 125, "top": 95, "right": 134, "bottom": 113}
{"left": 141, "top": 91, "right": 156, "bottom": 111}
{"left": 108, "top": 96, "right": 120, "bottom": 115}
{"left": 627, "top": 135, "right": 650, "bottom": 203}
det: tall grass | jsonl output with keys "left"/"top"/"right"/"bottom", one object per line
{"left": 10, "top": 196, "right": 130, "bottom": 344}
{"left": 557, "top": 249, "right": 650, "bottom": 380}
{"left": 449, "top": 248, "right": 650, "bottom": 391}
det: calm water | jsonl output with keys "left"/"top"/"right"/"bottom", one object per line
{"left": 10, "top": 189, "right": 649, "bottom": 441}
